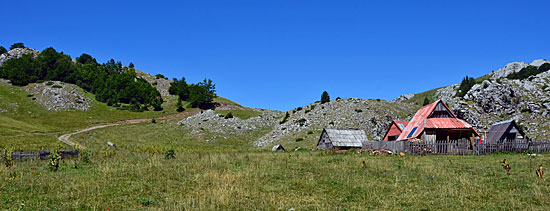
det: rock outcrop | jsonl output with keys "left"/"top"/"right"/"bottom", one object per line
{"left": 25, "top": 81, "right": 92, "bottom": 111}
{"left": 0, "top": 48, "right": 40, "bottom": 66}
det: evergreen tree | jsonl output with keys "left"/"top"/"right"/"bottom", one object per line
{"left": 321, "top": 91, "right": 330, "bottom": 104}
{"left": 0, "top": 46, "right": 7, "bottom": 55}
{"left": 10, "top": 42, "right": 25, "bottom": 50}
{"left": 129, "top": 62, "right": 134, "bottom": 68}
{"left": 423, "top": 97, "right": 430, "bottom": 106}
{"left": 176, "top": 98, "right": 185, "bottom": 112}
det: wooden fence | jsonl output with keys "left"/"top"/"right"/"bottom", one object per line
{"left": 405, "top": 139, "right": 550, "bottom": 155}
{"left": 3, "top": 150, "right": 79, "bottom": 160}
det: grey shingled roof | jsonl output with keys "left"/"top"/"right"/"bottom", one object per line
{"left": 325, "top": 129, "right": 367, "bottom": 147}
{"left": 486, "top": 120, "right": 526, "bottom": 143}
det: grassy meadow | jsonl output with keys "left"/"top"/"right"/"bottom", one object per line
{"left": 2, "top": 149, "right": 550, "bottom": 210}
{"left": 0, "top": 119, "right": 549, "bottom": 209}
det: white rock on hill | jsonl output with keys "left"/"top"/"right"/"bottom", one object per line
{"left": 25, "top": 81, "right": 92, "bottom": 111}
{"left": 0, "top": 48, "right": 40, "bottom": 66}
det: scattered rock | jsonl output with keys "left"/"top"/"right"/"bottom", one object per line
{"left": 0, "top": 48, "right": 40, "bottom": 66}
{"left": 25, "top": 81, "right": 92, "bottom": 111}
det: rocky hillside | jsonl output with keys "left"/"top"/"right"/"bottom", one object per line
{"left": 0, "top": 48, "right": 39, "bottom": 66}
{"left": 25, "top": 81, "right": 92, "bottom": 111}
{"left": 400, "top": 59, "right": 550, "bottom": 139}
{"left": 255, "top": 98, "right": 418, "bottom": 147}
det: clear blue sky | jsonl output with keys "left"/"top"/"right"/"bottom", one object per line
{"left": 2, "top": 0, "right": 549, "bottom": 111}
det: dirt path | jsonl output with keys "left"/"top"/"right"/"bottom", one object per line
{"left": 58, "top": 110, "right": 200, "bottom": 149}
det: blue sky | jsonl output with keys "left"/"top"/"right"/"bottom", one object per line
{"left": 1, "top": 0, "right": 549, "bottom": 111}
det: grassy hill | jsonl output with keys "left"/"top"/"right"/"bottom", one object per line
{"left": 0, "top": 80, "right": 242, "bottom": 151}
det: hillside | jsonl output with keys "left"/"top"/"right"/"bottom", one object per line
{"left": 400, "top": 59, "right": 550, "bottom": 139}
{"left": 0, "top": 47, "right": 250, "bottom": 151}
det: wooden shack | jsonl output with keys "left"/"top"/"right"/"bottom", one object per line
{"left": 383, "top": 120, "right": 408, "bottom": 141}
{"left": 316, "top": 128, "right": 367, "bottom": 150}
{"left": 486, "top": 120, "right": 527, "bottom": 144}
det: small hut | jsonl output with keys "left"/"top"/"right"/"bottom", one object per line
{"left": 486, "top": 120, "right": 527, "bottom": 144}
{"left": 316, "top": 128, "right": 367, "bottom": 150}
{"left": 383, "top": 120, "right": 408, "bottom": 141}
{"left": 271, "top": 144, "right": 286, "bottom": 152}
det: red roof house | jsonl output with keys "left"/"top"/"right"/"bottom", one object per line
{"left": 383, "top": 120, "right": 408, "bottom": 141}
{"left": 397, "top": 100, "right": 479, "bottom": 142}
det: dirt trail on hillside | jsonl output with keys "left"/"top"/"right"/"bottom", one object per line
{"left": 58, "top": 110, "right": 199, "bottom": 149}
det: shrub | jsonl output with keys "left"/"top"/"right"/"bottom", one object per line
{"left": 10, "top": 42, "right": 25, "bottom": 50}
{"left": 152, "top": 118, "right": 157, "bottom": 124}
{"left": 176, "top": 98, "right": 185, "bottom": 112}
{"left": 499, "top": 114, "right": 506, "bottom": 118}
{"left": 355, "top": 109, "right": 363, "bottom": 113}
{"left": 279, "top": 112, "right": 290, "bottom": 124}
{"left": 140, "top": 198, "right": 154, "bottom": 207}
{"left": 336, "top": 97, "right": 341, "bottom": 100}
{"left": 225, "top": 112, "right": 233, "bottom": 119}
{"left": 298, "top": 118, "right": 307, "bottom": 126}
{"left": 26, "top": 94, "right": 33, "bottom": 97}
{"left": 155, "top": 74, "right": 165, "bottom": 79}
{"left": 295, "top": 137, "right": 304, "bottom": 142}
{"left": 423, "top": 97, "right": 430, "bottom": 106}
{"left": 0, "top": 46, "right": 7, "bottom": 55}
{"left": 164, "top": 149, "right": 175, "bottom": 160}
{"left": 456, "top": 76, "right": 476, "bottom": 98}
{"left": 307, "top": 131, "right": 313, "bottom": 134}
{"left": 521, "top": 108, "right": 531, "bottom": 113}
{"left": 128, "top": 62, "right": 135, "bottom": 68}
{"left": 52, "top": 85, "right": 63, "bottom": 88}
{"left": 2, "top": 148, "right": 15, "bottom": 170}
{"left": 296, "top": 107, "right": 303, "bottom": 111}
{"left": 48, "top": 151, "right": 61, "bottom": 171}
{"left": 321, "top": 91, "right": 330, "bottom": 104}
{"left": 46, "top": 81, "right": 54, "bottom": 86}
{"left": 542, "top": 85, "right": 548, "bottom": 90}
{"left": 305, "top": 110, "right": 311, "bottom": 114}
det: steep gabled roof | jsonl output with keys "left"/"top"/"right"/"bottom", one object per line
{"left": 383, "top": 120, "right": 408, "bottom": 140}
{"left": 323, "top": 128, "right": 366, "bottom": 147}
{"left": 486, "top": 120, "right": 526, "bottom": 143}
{"left": 397, "top": 100, "right": 478, "bottom": 140}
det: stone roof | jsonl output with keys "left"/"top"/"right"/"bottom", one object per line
{"left": 324, "top": 129, "right": 367, "bottom": 147}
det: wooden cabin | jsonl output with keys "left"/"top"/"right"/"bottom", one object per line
{"left": 486, "top": 120, "right": 527, "bottom": 144}
{"left": 316, "top": 128, "right": 367, "bottom": 150}
{"left": 397, "top": 100, "right": 479, "bottom": 142}
{"left": 383, "top": 120, "right": 408, "bottom": 141}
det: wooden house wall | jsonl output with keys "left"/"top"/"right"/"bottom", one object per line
{"left": 317, "top": 131, "right": 333, "bottom": 150}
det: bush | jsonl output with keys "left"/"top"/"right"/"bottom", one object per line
{"left": 355, "top": 109, "right": 363, "bottom": 113}
{"left": 298, "top": 118, "right": 307, "bottom": 126}
{"left": 225, "top": 112, "right": 234, "bottom": 119}
{"left": 52, "top": 85, "right": 63, "bottom": 88}
{"left": 295, "top": 138, "right": 304, "bottom": 142}
{"left": 0, "top": 46, "right": 7, "bottom": 55}
{"left": 279, "top": 112, "right": 290, "bottom": 124}
{"left": 164, "top": 149, "right": 175, "bottom": 160}
{"left": 10, "top": 42, "right": 25, "bottom": 50}
{"left": 152, "top": 118, "right": 157, "bottom": 124}
{"left": 521, "top": 108, "right": 531, "bottom": 113}
{"left": 336, "top": 97, "right": 341, "bottom": 100}
{"left": 542, "top": 85, "right": 548, "bottom": 90}
{"left": 321, "top": 91, "right": 330, "bottom": 104}
{"left": 128, "top": 62, "right": 135, "bottom": 68}
{"left": 155, "top": 74, "right": 165, "bottom": 79}
{"left": 176, "top": 98, "right": 185, "bottom": 112}
{"left": 46, "top": 81, "right": 54, "bottom": 86}
{"left": 48, "top": 151, "right": 61, "bottom": 171}
{"left": 140, "top": 198, "right": 154, "bottom": 207}
{"left": 307, "top": 131, "right": 313, "bottom": 134}
{"left": 456, "top": 76, "right": 476, "bottom": 98}
{"left": 2, "top": 148, "right": 15, "bottom": 169}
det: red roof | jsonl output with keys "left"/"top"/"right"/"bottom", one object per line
{"left": 397, "top": 100, "right": 478, "bottom": 140}
{"left": 383, "top": 120, "right": 409, "bottom": 141}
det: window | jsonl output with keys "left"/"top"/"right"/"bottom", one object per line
{"left": 407, "top": 127, "right": 418, "bottom": 138}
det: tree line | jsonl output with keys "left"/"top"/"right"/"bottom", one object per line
{"left": 0, "top": 45, "right": 163, "bottom": 111}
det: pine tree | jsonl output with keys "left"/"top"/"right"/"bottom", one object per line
{"left": 176, "top": 98, "right": 185, "bottom": 112}
{"left": 9, "top": 42, "right": 25, "bottom": 50}
{"left": 0, "top": 46, "right": 7, "bottom": 55}
{"left": 423, "top": 97, "right": 430, "bottom": 106}
{"left": 321, "top": 91, "right": 330, "bottom": 104}
{"left": 129, "top": 62, "right": 134, "bottom": 68}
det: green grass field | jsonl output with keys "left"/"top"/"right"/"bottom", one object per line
{"left": 2, "top": 149, "right": 550, "bottom": 210}
{"left": 0, "top": 82, "right": 239, "bottom": 151}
